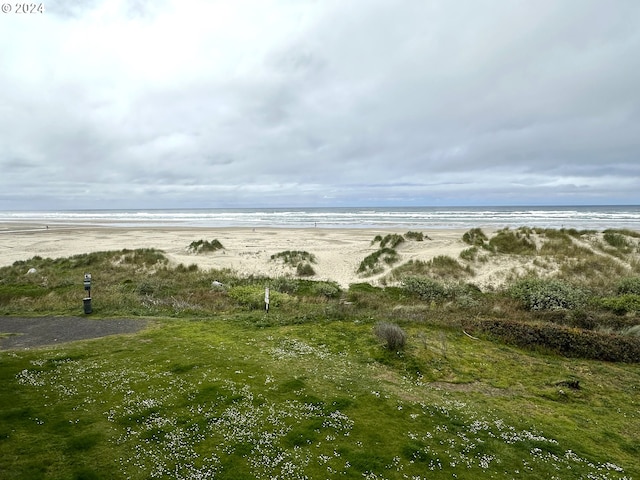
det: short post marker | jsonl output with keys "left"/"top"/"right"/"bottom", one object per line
{"left": 265, "top": 287, "right": 270, "bottom": 313}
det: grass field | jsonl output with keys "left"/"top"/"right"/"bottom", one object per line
{"left": 1, "top": 228, "right": 639, "bottom": 479}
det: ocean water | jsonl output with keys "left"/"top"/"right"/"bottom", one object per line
{"left": 1, "top": 206, "right": 639, "bottom": 230}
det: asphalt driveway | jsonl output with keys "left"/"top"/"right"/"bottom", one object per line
{"left": 0, "top": 316, "right": 148, "bottom": 350}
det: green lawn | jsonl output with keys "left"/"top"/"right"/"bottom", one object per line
{"left": 1, "top": 315, "right": 638, "bottom": 479}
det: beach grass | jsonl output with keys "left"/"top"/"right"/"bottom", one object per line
{"left": 187, "top": 239, "right": 225, "bottom": 254}
{"left": 0, "top": 227, "right": 639, "bottom": 478}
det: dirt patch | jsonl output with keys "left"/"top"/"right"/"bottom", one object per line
{"left": 0, "top": 316, "right": 148, "bottom": 350}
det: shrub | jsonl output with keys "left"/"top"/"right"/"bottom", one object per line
{"left": 464, "top": 317, "right": 640, "bottom": 362}
{"left": 595, "top": 295, "right": 640, "bottom": 315}
{"left": 270, "top": 250, "right": 316, "bottom": 266}
{"left": 296, "top": 262, "right": 316, "bottom": 277}
{"left": 379, "top": 234, "right": 405, "bottom": 249}
{"left": 271, "top": 277, "right": 300, "bottom": 294}
{"left": 374, "top": 321, "right": 407, "bottom": 351}
{"left": 121, "top": 248, "right": 168, "bottom": 265}
{"left": 401, "top": 276, "right": 447, "bottom": 302}
{"left": 391, "top": 257, "right": 472, "bottom": 283}
{"left": 310, "top": 281, "right": 341, "bottom": 298}
{"left": 617, "top": 277, "right": 640, "bottom": 295}
{"left": 606, "top": 228, "right": 640, "bottom": 239}
{"left": 187, "top": 239, "right": 224, "bottom": 254}
{"left": 603, "top": 230, "right": 631, "bottom": 249}
{"left": 459, "top": 247, "right": 478, "bottom": 262}
{"left": 489, "top": 229, "right": 536, "bottom": 255}
{"left": 404, "top": 231, "right": 425, "bottom": 241}
{"left": 508, "top": 278, "right": 588, "bottom": 311}
{"left": 462, "top": 228, "right": 488, "bottom": 246}
{"left": 358, "top": 248, "right": 399, "bottom": 275}
{"left": 228, "top": 285, "right": 292, "bottom": 309}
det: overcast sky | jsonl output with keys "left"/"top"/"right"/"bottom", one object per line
{"left": 1, "top": 0, "right": 639, "bottom": 210}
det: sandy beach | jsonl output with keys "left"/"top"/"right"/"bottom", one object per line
{"left": 0, "top": 225, "right": 509, "bottom": 288}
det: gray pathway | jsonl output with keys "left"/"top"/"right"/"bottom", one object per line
{"left": 0, "top": 316, "right": 147, "bottom": 350}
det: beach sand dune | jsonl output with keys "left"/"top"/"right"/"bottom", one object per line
{"left": 0, "top": 225, "right": 532, "bottom": 289}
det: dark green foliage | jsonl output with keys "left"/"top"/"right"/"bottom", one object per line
{"left": 296, "top": 262, "right": 316, "bottom": 277}
{"left": 121, "top": 248, "right": 169, "bottom": 265}
{"left": 175, "top": 263, "right": 199, "bottom": 272}
{"left": 489, "top": 229, "right": 536, "bottom": 255}
{"left": 509, "top": 278, "right": 587, "bottom": 311}
{"left": 377, "top": 234, "right": 405, "bottom": 249}
{"left": 617, "top": 277, "right": 640, "bottom": 295}
{"left": 603, "top": 231, "right": 630, "bottom": 249}
{"left": 459, "top": 247, "right": 479, "bottom": 262}
{"left": 404, "top": 231, "right": 425, "bottom": 241}
{"left": 390, "top": 256, "right": 472, "bottom": 282}
{"left": 270, "top": 250, "right": 317, "bottom": 266}
{"left": 357, "top": 248, "right": 399, "bottom": 275}
{"left": 309, "top": 281, "right": 341, "bottom": 298}
{"left": 187, "top": 239, "right": 224, "bottom": 254}
{"left": 271, "top": 277, "right": 300, "bottom": 294}
{"left": 462, "top": 228, "right": 488, "bottom": 246}
{"left": 429, "top": 255, "right": 473, "bottom": 278}
{"left": 271, "top": 251, "right": 317, "bottom": 276}
{"left": 605, "top": 228, "right": 640, "bottom": 239}
{"left": 464, "top": 318, "right": 640, "bottom": 362}
{"left": 401, "top": 276, "right": 447, "bottom": 302}
{"left": 374, "top": 321, "right": 407, "bottom": 351}
{"left": 595, "top": 295, "right": 640, "bottom": 315}
{"left": 228, "top": 285, "right": 292, "bottom": 310}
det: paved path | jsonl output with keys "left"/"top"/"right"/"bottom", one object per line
{"left": 0, "top": 316, "right": 148, "bottom": 350}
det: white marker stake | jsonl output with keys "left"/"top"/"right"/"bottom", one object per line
{"left": 265, "top": 287, "right": 270, "bottom": 312}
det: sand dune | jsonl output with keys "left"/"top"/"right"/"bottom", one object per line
{"left": 0, "top": 225, "right": 544, "bottom": 289}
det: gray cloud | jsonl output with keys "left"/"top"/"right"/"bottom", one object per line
{"left": 1, "top": 0, "right": 639, "bottom": 209}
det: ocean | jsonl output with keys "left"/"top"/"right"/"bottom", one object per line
{"left": 1, "top": 206, "right": 639, "bottom": 230}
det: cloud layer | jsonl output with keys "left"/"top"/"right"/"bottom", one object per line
{"left": 1, "top": 0, "right": 639, "bottom": 209}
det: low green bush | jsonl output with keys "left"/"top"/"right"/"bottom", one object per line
{"left": 121, "top": 248, "right": 169, "bottom": 266}
{"left": 228, "top": 285, "right": 292, "bottom": 310}
{"left": 271, "top": 277, "right": 300, "bottom": 294}
{"left": 358, "top": 248, "right": 399, "bottom": 275}
{"left": 464, "top": 317, "right": 640, "bottom": 362}
{"left": 617, "top": 277, "right": 640, "bottom": 295}
{"left": 270, "top": 250, "right": 316, "bottom": 266}
{"left": 296, "top": 262, "right": 316, "bottom": 277}
{"left": 603, "top": 231, "right": 631, "bottom": 249}
{"left": 310, "top": 281, "right": 341, "bottom": 298}
{"left": 459, "top": 247, "right": 478, "bottom": 261}
{"left": 595, "top": 294, "right": 640, "bottom": 315}
{"left": 509, "top": 278, "right": 587, "bottom": 311}
{"left": 404, "top": 231, "right": 425, "bottom": 241}
{"left": 378, "top": 234, "right": 405, "bottom": 249}
{"left": 187, "top": 239, "right": 224, "bottom": 254}
{"left": 401, "top": 276, "right": 447, "bottom": 302}
{"left": 489, "top": 229, "right": 536, "bottom": 255}
{"left": 462, "top": 228, "right": 488, "bottom": 246}
{"left": 606, "top": 228, "right": 640, "bottom": 238}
